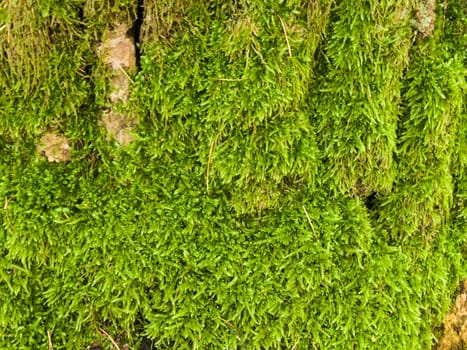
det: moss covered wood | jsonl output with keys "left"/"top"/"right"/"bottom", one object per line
{"left": 0, "top": 0, "right": 466, "bottom": 349}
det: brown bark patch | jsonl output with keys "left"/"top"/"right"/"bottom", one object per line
{"left": 36, "top": 131, "right": 71, "bottom": 162}
{"left": 415, "top": 0, "right": 436, "bottom": 37}
{"left": 99, "top": 110, "right": 136, "bottom": 147}
{"left": 435, "top": 280, "right": 467, "bottom": 350}
{"left": 109, "top": 73, "right": 131, "bottom": 104}
{"left": 98, "top": 22, "right": 136, "bottom": 104}
{"left": 98, "top": 23, "right": 136, "bottom": 71}
{"left": 98, "top": 21, "right": 138, "bottom": 146}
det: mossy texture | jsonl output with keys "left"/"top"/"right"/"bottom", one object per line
{"left": 0, "top": 0, "right": 466, "bottom": 349}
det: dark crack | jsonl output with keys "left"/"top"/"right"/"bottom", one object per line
{"left": 130, "top": 0, "right": 144, "bottom": 69}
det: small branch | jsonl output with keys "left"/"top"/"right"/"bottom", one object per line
{"left": 47, "top": 330, "right": 54, "bottom": 350}
{"left": 117, "top": 64, "right": 135, "bottom": 85}
{"left": 279, "top": 16, "right": 292, "bottom": 57}
{"left": 99, "top": 328, "right": 121, "bottom": 350}
{"left": 302, "top": 205, "right": 317, "bottom": 239}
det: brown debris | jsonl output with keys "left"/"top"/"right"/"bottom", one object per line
{"left": 36, "top": 131, "right": 71, "bottom": 162}
{"left": 436, "top": 280, "right": 467, "bottom": 350}
{"left": 415, "top": 0, "right": 436, "bottom": 37}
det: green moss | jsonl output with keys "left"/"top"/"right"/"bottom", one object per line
{"left": 0, "top": 0, "right": 466, "bottom": 349}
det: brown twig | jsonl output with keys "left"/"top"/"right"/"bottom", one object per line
{"left": 302, "top": 205, "right": 317, "bottom": 239}
{"left": 279, "top": 16, "right": 292, "bottom": 57}
{"left": 99, "top": 328, "right": 121, "bottom": 350}
{"left": 116, "top": 64, "right": 135, "bottom": 85}
{"left": 47, "top": 330, "right": 54, "bottom": 350}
